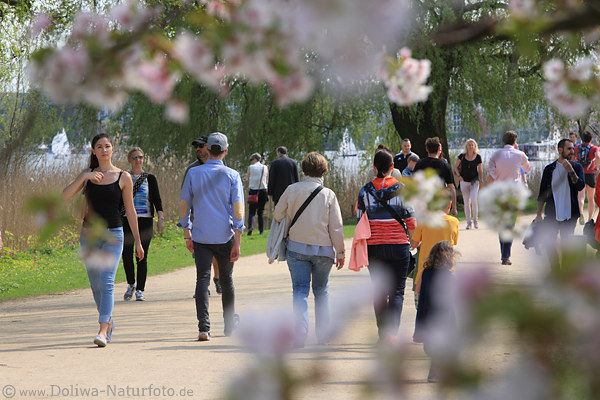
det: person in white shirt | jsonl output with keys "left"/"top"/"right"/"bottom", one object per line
{"left": 246, "top": 153, "right": 269, "bottom": 235}
{"left": 487, "top": 131, "right": 533, "bottom": 265}
{"left": 535, "top": 138, "right": 585, "bottom": 266}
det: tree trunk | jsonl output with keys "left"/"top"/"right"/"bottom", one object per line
{"left": 388, "top": 66, "right": 452, "bottom": 162}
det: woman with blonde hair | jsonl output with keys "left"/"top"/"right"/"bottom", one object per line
{"left": 121, "top": 147, "right": 164, "bottom": 302}
{"left": 453, "top": 138, "right": 483, "bottom": 229}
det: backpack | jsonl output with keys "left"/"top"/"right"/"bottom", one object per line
{"left": 578, "top": 144, "right": 592, "bottom": 167}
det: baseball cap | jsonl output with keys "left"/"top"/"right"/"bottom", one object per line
{"left": 191, "top": 135, "right": 208, "bottom": 146}
{"left": 207, "top": 132, "right": 228, "bottom": 151}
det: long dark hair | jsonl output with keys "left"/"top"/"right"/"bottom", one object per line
{"left": 373, "top": 149, "right": 393, "bottom": 178}
{"left": 89, "top": 133, "right": 113, "bottom": 170}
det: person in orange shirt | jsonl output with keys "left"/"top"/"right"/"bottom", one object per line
{"left": 410, "top": 203, "right": 459, "bottom": 300}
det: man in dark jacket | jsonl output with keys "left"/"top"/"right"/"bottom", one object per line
{"left": 535, "top": 138, "right": 585, "bottom": 265}
{"left": 268, "top": 146, "right": 299, "bottom": 205}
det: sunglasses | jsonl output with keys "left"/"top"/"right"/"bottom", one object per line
{"left": 130, "top": 155, "right": 144, "bottom": 160}
{"left": 194, "top": 143, "right": 205, "bottom": 149}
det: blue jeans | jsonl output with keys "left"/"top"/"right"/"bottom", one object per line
{"left": 367, "top": 243, "right": 410, "bottom": 339}
{"left": 286, "top": 250, "right": 334, "bottom": 343}
{"left": 80, "top": 228, "right": 124, "bottom": 323}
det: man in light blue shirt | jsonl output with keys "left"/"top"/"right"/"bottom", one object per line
{"left": 179, "top": 132, "right": 245, "bottom": 341}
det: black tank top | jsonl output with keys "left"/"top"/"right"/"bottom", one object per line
{"left": 84, "top": 171, "right": 123, "bottom": 229}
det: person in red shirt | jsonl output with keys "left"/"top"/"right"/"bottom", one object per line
{"left": 574, "top": 130, "right": 600, "bottom": 224}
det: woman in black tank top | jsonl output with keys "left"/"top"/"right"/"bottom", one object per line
{"left": 62, "top": 133, "right": 144, "bottom": 348}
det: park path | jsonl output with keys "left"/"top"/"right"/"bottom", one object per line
{"left": 0, "top": 216, "right": 556, "bottom": 400}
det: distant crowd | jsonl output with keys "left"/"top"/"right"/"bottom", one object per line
{"left": 57, "top": 127, "right": 600, "bottom": 383}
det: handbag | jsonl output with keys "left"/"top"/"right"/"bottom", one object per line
{"left": 583, "top": 218, "right": 599, "bottom": 249}
{"left": 247, "top": 192, "right": 259, "bottom": 204}
{"left": 247, "top": 166, "right": 265, "bottom": 204}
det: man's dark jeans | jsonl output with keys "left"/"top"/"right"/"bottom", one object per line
{"left": 193, "top": 239, "right": 235, "bottom": 333}
{"left": 499, "top": 238, "right": 512, "bottom": 261}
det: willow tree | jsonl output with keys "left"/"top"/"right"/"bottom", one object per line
{"left": 390, "top": 0, "right": 596, "bottom": 157}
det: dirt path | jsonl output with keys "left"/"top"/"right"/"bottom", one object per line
{"left": 0, "top": 217, "right": 554, "bottom": 399}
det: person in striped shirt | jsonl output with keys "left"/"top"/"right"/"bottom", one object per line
{"left": 357, "top": 149, "right": 416, "bottom": 343}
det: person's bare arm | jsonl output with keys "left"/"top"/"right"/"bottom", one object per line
{"left": 62, "top": 169, "right": 102, "bottom": 201}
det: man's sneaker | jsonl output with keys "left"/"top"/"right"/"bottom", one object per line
{"left": 198, "top": 332, "right": 211, "bottom": 341}
{"left": 124, "top": 284, "right": 136, "bottom": 301}
{"left": 135, "top": 290, "right": 145, "bottom": 301}
{"left": 214, "top": 278, "right": 222, "bottom": 294}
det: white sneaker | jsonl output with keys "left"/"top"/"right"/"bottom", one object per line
{"left": 466, "top": 222, "right": 472, "bottom": 230}
{"left": 93, "top": 334, "right": 107, "bottom": 347}
{"left": 198, "top": 332, "right": 211, "bottom": 341}
{"left": 135, "top": 290, "right": 145, "bottom": 301}
{"left": 474, "top": 221, "right": 479, "bottom": 229}
{"left": 124, "top": 284, "right": 136, "bottom": 301}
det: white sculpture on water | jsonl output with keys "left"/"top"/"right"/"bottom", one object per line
{"left": 51, "top": 128, "right": 71, "bottom": 156}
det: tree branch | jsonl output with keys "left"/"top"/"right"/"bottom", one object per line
{"left": 432, "top": 3, "right": 600, "bottom": 47}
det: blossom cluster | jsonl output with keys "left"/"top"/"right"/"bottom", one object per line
{"left": 543, "top": 57, "right": 600, "bottom": 118}
{"left": 29, "top": 0, "right": 415, "bottom": 120}
{"left": 398, "top": 169, "right": 448, "bottom": 227}
{"left": 379, "top": 47, "right": 433, "bottom": 106}
{"left": 478, "top": 180, "right": 531, "bottom": 240}
{"left": 29, "top": 4, "right": 168, "bottom": 114}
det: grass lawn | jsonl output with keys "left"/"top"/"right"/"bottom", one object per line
{"left": 0, "top": 222, "right": 357, "bottom": 302}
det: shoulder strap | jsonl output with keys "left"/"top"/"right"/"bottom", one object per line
{"left": 288, "top": 186, "right": 324, "bottom": 231}
{"left": 366, "top": 183, "right": 410, "bottom": 237}
{"left": 132, "top": 172, "right": 148, "bottom": 194}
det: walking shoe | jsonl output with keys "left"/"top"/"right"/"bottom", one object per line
{"left": 214, "top": 278, "right": 222, "bottom": 294}
{"left": 579, "top": 215, "right": 585, "bottom": 225}
{"left": 247, "top": 230, "right": 252, "bottom": 236}
{"left": 124, "top": 284, "right": 136, "bottom": 301}
{"left": 473, "top": 221, "right": 479, "bottom": 229}
{"left": 135, "top": 290, "right": 145, "bottom": 301}
{"left": 501, "top": 259, "right": 512, "bottom": 266}
{"left": 198, "top": 332, "right": 211, "bottom": 341}
{"left": 93, "top": 334, "right": 107, "bottom": 347}
{"left": 466, "top": 222, "right": 471, "bottom": 230}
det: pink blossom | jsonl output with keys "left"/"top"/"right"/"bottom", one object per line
{"left": 207, "top": 1, "right": 230, "bottom": 20}
{"left": 543, "top": 59, "right": 564, "bottom": 82}
{"left": 398, "top": 47, "right": 411, "bottom": 59}
{"left": 110, "top": 3, "right": 136, "bottom": 30}
{"left": 31, "top": 13, "right": 52, "bottom": 37}
{"left": 135, "top": 57, "right": 180, "bottom": 103}
{"left": 509, "top": 0, "right": 536, "bottom": 16}
{"left": 568, "top": 57, "right": 595, "bottom": 81}
{"left": 165, "top": 100, "right": 189, "bottom": 123}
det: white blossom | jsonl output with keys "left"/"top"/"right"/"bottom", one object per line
{"left": 478, "top": 180, "right": 531, "bottom": 240}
